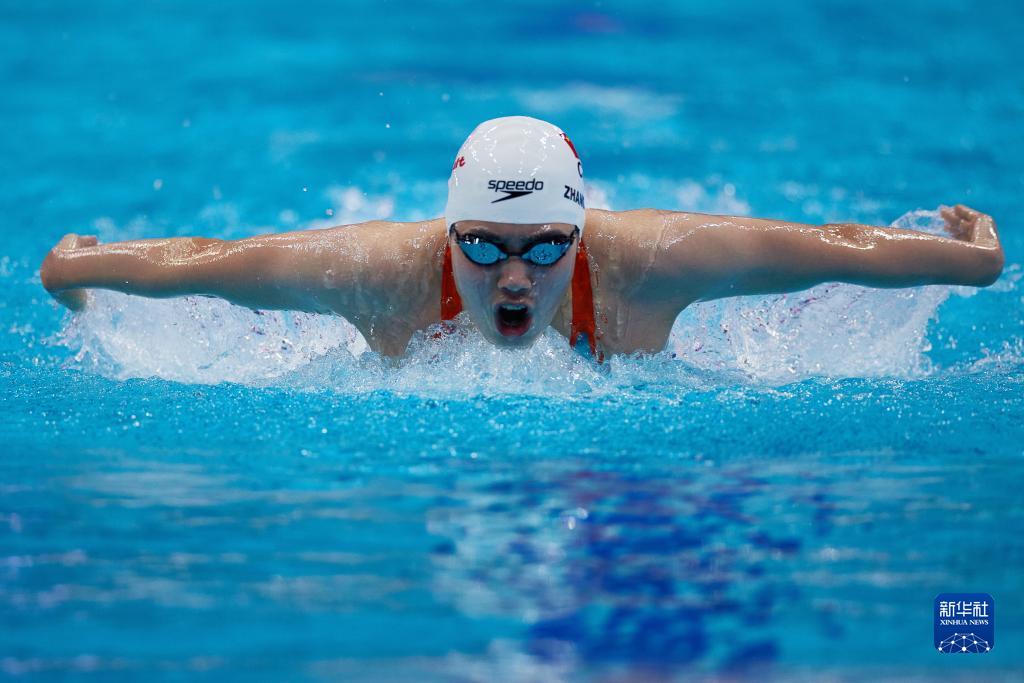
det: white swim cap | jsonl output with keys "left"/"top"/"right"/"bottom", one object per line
{"left": 445, "top": 116, "right": 586, "bottom": 233}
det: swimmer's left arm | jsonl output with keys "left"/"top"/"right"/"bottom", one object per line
{"left": 649, "top": 204, "right": 1004, "bottom": 304}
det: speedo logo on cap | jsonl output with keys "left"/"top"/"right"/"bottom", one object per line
{"left": 487, "top": 178, "right": 544, "bottom": 203}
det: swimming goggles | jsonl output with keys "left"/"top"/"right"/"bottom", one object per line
{"left": 451, "top": 226, "right": 579, "bottom": 266}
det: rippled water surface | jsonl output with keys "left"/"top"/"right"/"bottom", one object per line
{"left": 2, "top": 0, "right": 1023, "bottom": 680}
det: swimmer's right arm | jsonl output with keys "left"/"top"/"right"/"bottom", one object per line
{"left": 39, "top": 221, "right": 427, "bottom": 317}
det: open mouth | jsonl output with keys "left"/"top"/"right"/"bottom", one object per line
{"left": 495, "top": 303, "right": 532, "bottom": 338}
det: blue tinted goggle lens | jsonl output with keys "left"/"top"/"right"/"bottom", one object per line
{"left": 524, "top": 241, "right": 568, "bottom": 265}
{"left": 458, "top": 239, "right": 504, "bottom": 265}
{"left": 454, "top": 229, "right": 577, "bottom": 266}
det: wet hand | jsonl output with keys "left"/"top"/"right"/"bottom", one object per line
{"left": 940, "top": 204, "right": 992, "bottom": 243}
{"left": 41, "top": 233, "right": 99, "bottom": 311}
{"left": 940, "top": 204, "right": 1004, "bottom": 286}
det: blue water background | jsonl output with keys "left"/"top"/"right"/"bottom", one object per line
{"left": 2, "top": 0, "right": 1023, "bottom": 680}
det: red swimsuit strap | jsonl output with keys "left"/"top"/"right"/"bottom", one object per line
{"left": 569, "top": 238, "right": 603, "bottom": 362}
{"left": 440, "top": 240, "right": 463, "bottom": 322}
{"left": 440, "top": 238, "right": 603, "bottom": 362}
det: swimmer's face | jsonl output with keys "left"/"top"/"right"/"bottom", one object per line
{"left": 449, "top": 220, "right": 577, "bottom": 348}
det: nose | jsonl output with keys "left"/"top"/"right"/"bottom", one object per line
{"left": 497, "top": 258, "right": 533, "bottom": 295}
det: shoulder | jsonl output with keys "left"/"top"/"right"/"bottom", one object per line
{"left": 583, "top": 207, "right": 709, "bottom": 250}
{"left": 316, "top": 217, "right": 446, "bottom": 324}
{"left": 582, "top": 208, "right": 708, "bottom": 284}
{"left": 318, "top": 218, "right": 445, "bottom": 279}
{"left": 318, "top": 217, "right": 445, "bottom": 254}
{"left": 583, "top": 208, "right": 736, "bottom": 316}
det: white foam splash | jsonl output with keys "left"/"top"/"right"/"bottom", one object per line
{"left": 59, "top": 295, "right": 365, "bottom": 385}
{"left": 669, "top": 284, "right": 946, "bottom": 381}
{"left": 669, "top": 209, "right": 960, "bottom": 381}
{"left": 54, "top": 206, "right": 970, "bottom": 391}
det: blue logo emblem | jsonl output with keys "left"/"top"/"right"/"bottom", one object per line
{"left": 934, "top": 593, "right": 994, "bottom": 653}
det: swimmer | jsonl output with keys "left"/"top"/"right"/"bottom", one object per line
{"left": 40, "top": 116, "right": 1004, "bottom": 360}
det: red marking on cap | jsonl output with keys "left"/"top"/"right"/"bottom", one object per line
{"left": 452, "top": 155, "right": 465, "bottom": 171}
{"left": 560, "top": 133, "right": 580, "bottom": 160}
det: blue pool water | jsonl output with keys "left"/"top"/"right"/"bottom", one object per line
{"left": 2, "top": 1, "right": 1023, "bottom": 680}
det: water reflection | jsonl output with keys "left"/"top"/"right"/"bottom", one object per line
{"left": 428, "top": 460, "right": 837, "bottom": 673}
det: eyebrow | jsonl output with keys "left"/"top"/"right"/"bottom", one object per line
{"left": 463, "top": 228, "right": 573, "bottom": 243}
